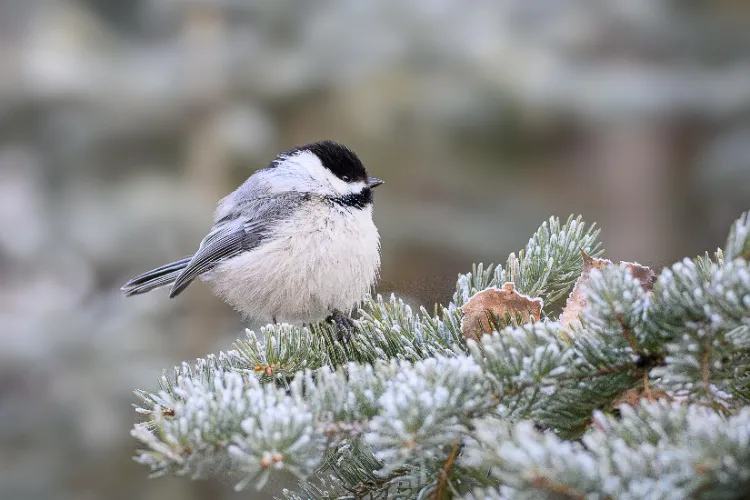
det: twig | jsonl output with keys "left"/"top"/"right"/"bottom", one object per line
{"left": 503, "top": 362, "right": 637, "bottom": 398}
{"left": 642, "top": 372, "right": 652, "bottom": 400}
{"left": 434, "top": 440, "right": 461, "bottom": 500}
{"left": 530, "top": 475, "right": 585, "bottom": 500}
{"left": 701, "top": 336, "right": 712, "bottom": 396}
{"left": 349, "top": 470, "right": 408, "bottom": 500}
{"left": 618, "top": 315, "right": 639, "bottom": 352}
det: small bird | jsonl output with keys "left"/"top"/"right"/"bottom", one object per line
{"left": 122, "top": 140, "right": 382, "bottom": 335}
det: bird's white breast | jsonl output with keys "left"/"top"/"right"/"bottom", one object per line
{"left": 209, "top": 202, "right": 380, "bottom": 324}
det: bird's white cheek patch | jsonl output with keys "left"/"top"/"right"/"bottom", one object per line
{"left": 263, "top": 151, "right": 345, "bottom": 195}
{"left": 290, "top": 151, "right": 364, "bottom": 195}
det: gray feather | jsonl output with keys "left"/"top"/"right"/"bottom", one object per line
{"left": 169, "top": 225, "right": 254, "bottom": 297}
{"left": 122, "top": 168, "right": 308, "bottom": 300}
{"left": 121, "top": 256, "right": 192, "bottom": 296}
{"left": 167, "top": 189, "right": 304, "bottom": 298}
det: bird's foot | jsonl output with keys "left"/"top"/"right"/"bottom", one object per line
{"left": 326, "top": 309, "right": 356, "bottom": 342}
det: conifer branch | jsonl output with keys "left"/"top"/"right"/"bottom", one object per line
{"left": 130, "top": 212, "right": 750, "bottom": 499}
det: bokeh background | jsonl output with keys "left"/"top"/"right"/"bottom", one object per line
{"left": 1, "top": 0, "right": 749, "bottom": 499}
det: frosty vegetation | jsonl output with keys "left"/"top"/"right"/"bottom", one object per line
{"left": 132, "top": 214, "right": 750, "bottom": 499}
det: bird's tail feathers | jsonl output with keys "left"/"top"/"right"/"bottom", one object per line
{"left": 121, "top": 257, "right": 192, "bottom": 296}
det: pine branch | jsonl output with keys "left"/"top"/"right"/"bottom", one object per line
{"left": 453, "top": 215, "right": 603, "bottom": 316}
{"left": 130, "top": 212, "right": 750, "bottom": 499}
{"left": 460, "top": 402, "right": 750, "bottom": 499}
{"left": 146, "top": 294, "right": 467, "bottom": 398}
{"left": 648, "top": 257, "right": 750, "bottom": 407}
{"left": 723, "top": 211, "right": 750, "bottom": 261}
{"left": 471, "top": 321, "right": 647, "bottom": 437}
{"left": 509, "top": 216, "right": 603, "bottom": 311}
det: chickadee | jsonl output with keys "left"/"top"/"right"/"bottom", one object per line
{"left": 122, "top": 140, "right": 382, "bottom": 334}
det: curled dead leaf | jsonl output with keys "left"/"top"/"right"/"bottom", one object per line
{"left": 460, "top": 282, "right": 543, "bottom": 341}
{"left": 621, "top": 260, "right": 656, "bottom": 290}
{"left": 559, "top": 251, "right": 612, "bottom": 332}
{"left": 613, "top": 387, "right": 672, "bottom": 409}
{"left": 560, "top": 250, "right": 655, "bottom": 336}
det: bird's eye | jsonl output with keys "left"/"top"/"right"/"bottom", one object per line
{"left": 342, "top": 176, "right": 350, "bottom": 182}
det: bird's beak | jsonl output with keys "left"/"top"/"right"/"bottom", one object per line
{"left": 367, "top": 177, "right": 384, "bottom": 188}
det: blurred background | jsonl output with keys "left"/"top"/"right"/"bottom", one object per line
{"left": 1, "top": 0, "right": 749, "bottom": 499}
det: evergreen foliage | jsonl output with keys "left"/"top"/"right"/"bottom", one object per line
{"left": 132, "top": 214, "right": 750, "bottom": 499}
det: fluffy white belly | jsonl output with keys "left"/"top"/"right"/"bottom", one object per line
{"left": 208, "top": 204, "right": 380, "bottom": 323}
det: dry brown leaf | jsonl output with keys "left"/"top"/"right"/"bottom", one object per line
{"left": 560, "top": 250, "right": 655, "bottom": 335}
{"left": 621, "top": 260, "right": 656, "bottom": 291}
{"left": 613, "top": 387, "right": 672, "bottom": 409}
{"left": 460, "top": 282, "right": 543, "bottom": 341}
{"left": 559, "top": 250, "right": 612, "bottom": 331}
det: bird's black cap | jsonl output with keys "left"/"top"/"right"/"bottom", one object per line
{"left": 286, "top": 140, "right": 369, "bottom": 184}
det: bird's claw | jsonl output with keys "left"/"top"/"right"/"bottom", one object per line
{"left": 327, "top": 310, "right": 356, "bottom": 342}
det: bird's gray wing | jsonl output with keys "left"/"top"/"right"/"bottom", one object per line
{"left": 168, "top": 193, "right": 301, "bottom": 298}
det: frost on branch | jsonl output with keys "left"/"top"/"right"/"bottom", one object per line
{"left": 724, "top": 211, "right": 750, "bottom": 261}
{"left": 461, "top": 401, "right": 750, "bottom": 500}
{"left": 131, "top": 212, "right": 750, "bottom": 498}
{"left": 649, "top": 258, "right": 750, "bottom": 405}
{"left": 453, "top": 215, "right": 603, "bottom": 314}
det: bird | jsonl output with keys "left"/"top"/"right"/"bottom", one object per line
{"left": 121, "top": 140, "right": 383, "bottom": 336}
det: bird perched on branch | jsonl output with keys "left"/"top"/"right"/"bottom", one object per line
{"left": 122, "top": 140, "right": 383, "bottom": 337}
